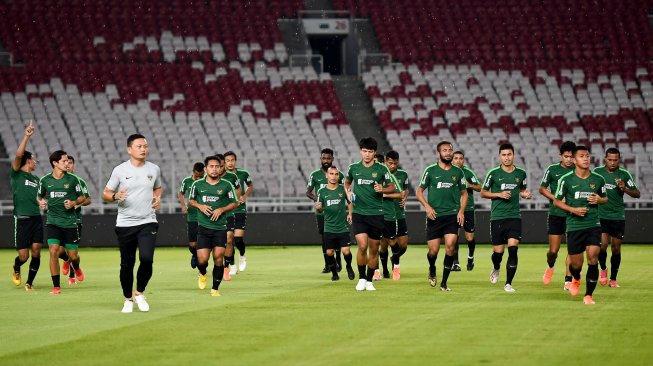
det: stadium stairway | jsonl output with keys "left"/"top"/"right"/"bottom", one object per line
{"left": 333, "top": 75, "right": 391, "bottom": 153}
{"left": 279, "top": 19, "right": 310, "bottom": 58}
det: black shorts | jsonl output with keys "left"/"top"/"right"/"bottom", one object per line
{"left": 490, "top": 218, "right": 522, "bottom": 245}
{"left": 197, "top": 226, "right": 228, "bottom": 249}
{"left": 14, "top": 216, "right": 43, "bottom": 249}
{"left": 316, "top": 215, "right": 325, "bottom": 235}
{"left": 600, "top": 219, "right": 625, "bottom": 240}
{"left": 352, "top": 213, "right": 384, "bottom": 240}
{"left": 463, "top": 211, "right": 475, "bottom": 233}
{"left": 233, "top": 212, "right": 247, "bottom": 231}
{"left": 46, "top": 224, "right": 80, "bottom": 249}
{"left": 426, "top": 215, "right": 459, "bottom": 241}
{"left": 226, "top": 215, "right": 235, "bottom": 232}
{"left": 323, "top": 232, "right": 351, "bottom": 250}
{"left": 187, "top": 221, "right": 198, "bottom": 242}
{"left": 396, "top": 218, "right": 408, "bottom": 237}
{"left": 567, "top": 227, "right": 602, "bottom": 255}
{"left": 383, "top": 220, "right": 398, "bottom": 240}
{"left": 77, "top": 223, "right": 83, "bottom": 241}
{"left": 547, "top": 214, "right": 566, "bottom": 235}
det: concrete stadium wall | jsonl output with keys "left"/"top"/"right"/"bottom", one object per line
{"left": 1, "top": 211, "right": 652, "bottom": 248}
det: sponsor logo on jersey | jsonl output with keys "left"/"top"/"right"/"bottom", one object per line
{"left": 574, "top": 192, "right": 593, "bottom": 199}
{"left": 605, "top": 183, "right": 616, "bottom": 190}
{"left": 500, "top": 183, "right": 518, "bottom": 190}
{"left": 437, "top": 182, "right": 455, "bottom": 189}
{"left": 202, "top": 196, "right": 220, "bottom": 203}
{"left": 50, "top": 192, "right": 66, "bottom": 198}
{"left": 327, "top": 199, "right": 342, "bottom": 206}
{"left": 357, "top": 179, "right": 375, "bottom": 185}
{"left": 24, "top": 180, "right": 38, "bottom": 188}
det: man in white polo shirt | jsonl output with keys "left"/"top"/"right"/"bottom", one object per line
{"left": 103, "top": 134, "right": 162, "bottom": 313}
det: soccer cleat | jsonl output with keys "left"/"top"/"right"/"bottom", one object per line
{"left": 134, "top": 294, "right": 149, "bottom": 312}
{"left": 74, "top": 267, "right": 85, "bottom": 282}
{"left": 428, "top": 271, "right": 437, "bottom": 287}
{"left": 452, "top": 263, "right": 462, "bottom": 272}
{"left": 62, "top": 261, "right": 70, "bottom": 276}
{"left": 583, "top": 295, "right": 595, "bottom": 305}
{"left": 210, "top": 289, "right": 221, "bottom": 297}
{"left": 392, "top": 265, "right": 400, "bottom": 281}
{"left": 238, "top": 256, "right": 247, "bottom": 272}
{"left": 68, "top": 277, "right": 77, "bottom": 285}
{"left": 223, "top": 267, "right": 231, "bottom": 281}
{"left": 198, "top": 274, "right": 208, "bottom": 289}
{"left": 490, "top": 269, "right": 500, "bottom": 284}
{"left": 569, "top": 279, "right": 581, "bottom": 296}
{"left": 599, "top": 269, "right": 608, "bottom": 286}
{"left": 355, "top": 279, "right": 366, "bottom": 291}
{"left": 373, "top": 269, "right": 381, "bottom": 281}
{"left": 321, "top": 266, "right": 330, "bottom": 274}
{"left": 564, "top": 281, "right": 571, "bottom": 291}
{"left": 504, "top": 284, "right": 516, "bottom": 293}
{"left": 543, "top": 267, "right": 554, "bottom": 285}
{"left": 49, "top": 287, "right": 61, "bottom": 295}
{"left": 11, "top": 270, "right": 21, "bottom": 286}
{"left": 440, "top": 285, "right": 451, "bottom": 292}
{"left": 331, "top": 273, "right": 340, "bottom": 281}
{"left": 190, "top": 255, "right": 198, "bottom": 269}
{"left": 467, "top": 258, "right": 474, "bottom": 271}
{"left": 609, "top": 280, "right": 620, "bottom": 288}
{"left": 229, "top": 265, "right": 238, "bottom": 276}
{"left": 364, "top": 281, "right": 376, "bottom": 291}
{"left": 346, "top": 266, "right": 355, "bottom": 280}
{"left": 121, "top": 299, "right": 134, "bottom": 313}
{"left": 24, "top": 284, "right": 34, "bottom": 292}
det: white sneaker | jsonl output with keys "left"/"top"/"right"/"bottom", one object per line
{"left": 121, "top": 299, "right": 134, "bottom": 313}
{"left": 229, "top": 265, "right": 238, "bottom": 276}
{"left": 238, "top": 256, "right": 247, "bottom": 272}
{"left": 134, "top": 294, "right": 150, "bottom": 312}
{"left": 504, "top": 284, "right": 516, "bottom": 293}
{"left": 490, "top": 269, "right": 500, "bottom": 284}
{"left": 364, "top": 281, "right": 376, "bottom": 291}
{"left": 355, "top": 279, "right": 366, "bottom": 291}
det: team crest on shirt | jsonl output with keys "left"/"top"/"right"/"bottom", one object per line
{"left": 515, "top": 178, "right": 520, "bottom": 183}
{"left": 372, "top": 173, "right": 378, "bottom": 178}
{"left": 147, "top": 175, "right": 153, "bottom": 181}
{"left": 217, "top": 189, "right": 223, "bottom": 195}
{"left": 338, "top": 193, "right": 343, "bottom": 198}
{"left": 452, "top": 176, "right": 457, "bottom": 181}
{"left": 64, "top": 183, "right": 69, "bottom": 189}
{"left": 590, "top": 183, "right": 596, "bottom": 190}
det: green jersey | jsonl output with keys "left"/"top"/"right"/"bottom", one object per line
{"left": 179, "top": 176, "right": 200, "bottom": 222}
{"left": 37, "top": 172, "right": 83, "bottom": 228}
{"left": 482, "top": 165, "right": 528, "bottom": 220}
{"left": 346, "top": 161, "right": 392, "bottom": 216}
{"left": 540, "top": 163, "right": 574, "bottom": 217}
{"left": 555, "top": 171, "right": 607, "bottom": 231}
{"left": 307, "top": 168, "right": 345, "bottom": 216}
{"left": 388, "top": 169, "right": 409, "bottom": 220}
{"left": 593, "top": 166, "right": 638, "bottom": 220}
{"left": 232, "top": 168, "right": 252, "bottom": 214}
{"left": 316, "top": 185, "right": 349, "bottom": 233}
{"left": 419, "top": 163, "right": 466, "bottom": 216}
{"left": 189, "top": 178, "right": 238, "bottom": 230}
{"left": 220, "top": 171, "right": 241, "bottom": 218}
{"left": 461, "top": 166, "right": 480, "bottom": 212}
{"left": 10, "top": 169, "right": 40, "bottom": 217}
{"left": 72, "top": 174, "right": 90, "bottom": 224}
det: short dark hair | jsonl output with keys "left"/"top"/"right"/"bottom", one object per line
{"left": 204, "top": 155, "right": 224, "bottom": 166}
{"left": 437, "top": 141, "right": 452, "bottom": 152}
{"left": 127, "top": 134, "right": 146, "bottom": 147}
{"left": 224, "top": 151, "right": 237, "bottom": 160}
{"left": 453, "top": 150, "right": 464, "bottom": 157}
{"left": 327, "top": 165, "right": 339, "bottom": 172}
{"left": 385, "top": 150, "right": 399, "bottom": 160}
{"left": 499, "top": 143, "right": 514, "bottom": 153}
{"left": 605, "top": 147, "right": 620, "bottom": 157}
{"left": 49, "top": 150, "right": 67, "bottom": 168}
{"left": 320, "top": 148, "right": 334, "bottom": 156}
{"left": 359, "top": 137, "right": 378, "bottom": 151}
{"left": 574, "top": 145, "right": 590, "bottom": 155}
{"left": 559, "top": 141, "right": 576, "bottom": 155}
{"left": 67, "top": 155, "right": 75, "bottom": 164}
{"left": 192, "top": 162, "right": 205, "bottom": 172}
{"left": 375, "top": 153, "right": 385, "bottom": 162}
{"left": 20, "top": 151, "right": 33, "bottom": 168}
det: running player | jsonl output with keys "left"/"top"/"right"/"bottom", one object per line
{"left": 540, "top": 141, "right": 575, "bottom": 288}
{"left": 306, "top": 148, "right": 344, "bottom": 273}
{"left": 224, "top": 151, "right": 253, "bottom": 272}
{"left": 219, "top": 154, "right": 241, "bottom": 279}
{"left": 480, "top": 143, "right": 532, "bottom": 293}
{"left": 416, "top": 141, "right": 468, "bottom": 291}
{"left": 178, "top": 162, "right": 205, "bottom": 270}
{"left": 452, "top": 150, "right": 481, "bottom": 271}
{"left": 554, "top": 145, "right": 607, "bottom": 304}
{"left": 345, "top": 137, "right": 395, "bottom": 291}
{"left": 593, "top": 148, "right": 640, "bottom": 288}
{"left": 10, "top": 120, "right": 43, "bottom": 291}
{"left": 315, "top": 165, "right": 355, "bottom": 281}
{"left": 37, "top": 150, "right": 86, "bottom": 294}
{"left": 189, "top": 155, "right": 239, "bottom": 296}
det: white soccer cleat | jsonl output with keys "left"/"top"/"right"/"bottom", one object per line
{"left": 490, "top": 269, "right": 500, "bottom": 284}
{"left": 238, "top": 256, "right": 247, "bottom": 272}
{"left": 134, "top": 294, "right": 150, "bottom": 312}
{"left": 504, "top": 284, "right": 516, "bottom": 293}
{"left": 355, "top": 279, "right": 366, "bottom": 291}
{"left": 364, "top": 281, "right": 376, "bottom": 291}
{"left": 229, "top": 265, "right": 238, "bottom": 276}
{"left": 121, "top": 299, "right": 134, "bottom": 313}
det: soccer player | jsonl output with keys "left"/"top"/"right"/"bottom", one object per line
{"left": 315, "top": 166, "right": 355, "bottom": 281}
{"left": 37, "top": 150, "right": 86, "bottom": 294}
{"left": 554, "top": 145, "right": 607, "bottom": 304}
{"left": 540, "top": 141, "right": 576, "bottom": 288}
{"left": 10, "top": 120, "right": 43, "bottom": 291}
{"left": 103, "top": 134, "right": 162, "bottom": 313}
{"left": 188, "top": 155, "right": 239, "bottom": 296}
{"left": 452, "top": 151, "right": 481, "bottom": 271}
{"left": 416, "top": 141, "right": 468, "bottom": 291}
{"left": 345, "top": 137, "right": 395, "bottom": 291}
{"left": 178, "top": 162, "right": 205, "bottom": 270}
{"left": 219, "top": 154, "right": 241, "bottom": 279}
{"left": 306, "top": 148, "right": 344, "bottom": 273}
{"left": 593, "top": 148, "right": 640, "bottom": 288}
{"left": 225, "top": 151, "right": 253, "bottom": 272}
{"left": 480, "top": 143, "right": 532, "bottom": 293}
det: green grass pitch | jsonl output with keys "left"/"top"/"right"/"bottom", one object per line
{"left": 1, "top": 244, "right": 652, "bottom": 365}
